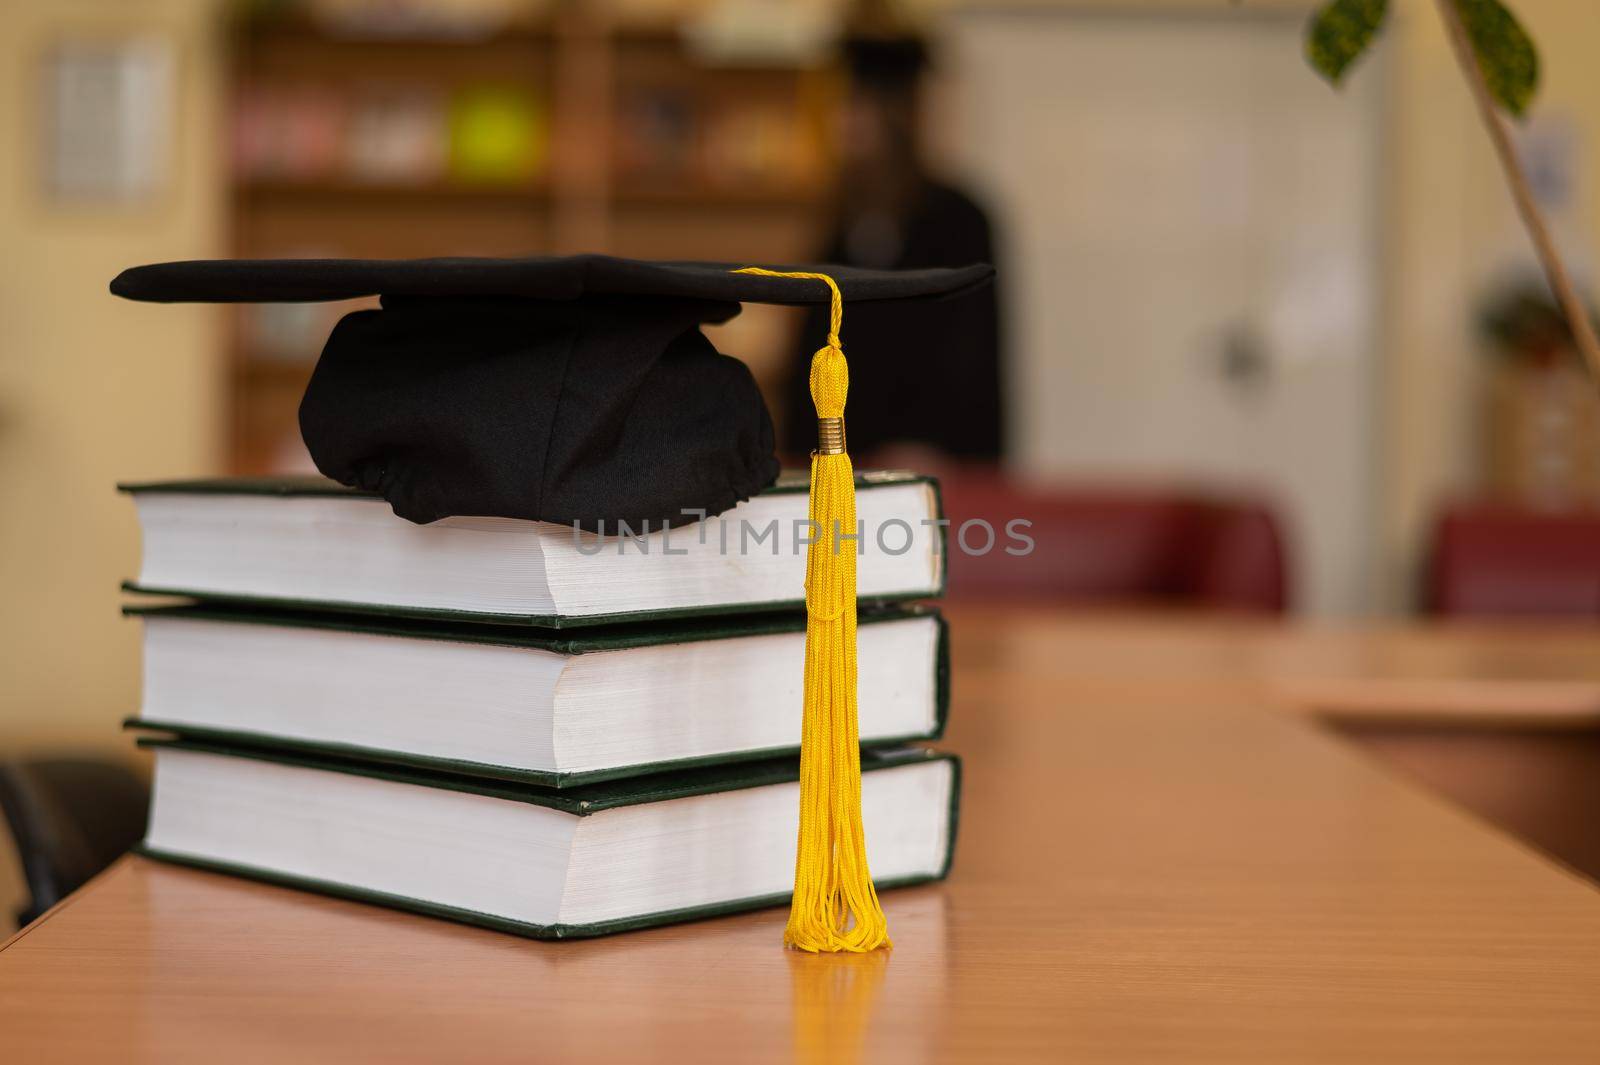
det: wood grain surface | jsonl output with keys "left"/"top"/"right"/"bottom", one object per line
{"left": 2, "top": 606, "right": 1598, "bottom": 1064}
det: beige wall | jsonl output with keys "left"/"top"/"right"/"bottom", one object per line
{"left": 0, "top": 0, "right": 226, "bottom": 930}
{"left": 0, "top": 0, "right": 226, "bottom": 755}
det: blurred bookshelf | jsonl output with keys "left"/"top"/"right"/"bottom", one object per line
{"left": 225, "top": 6, "right": 832, "bottom": 473}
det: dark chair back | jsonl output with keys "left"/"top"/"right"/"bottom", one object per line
{"left": 0, "top": 758, "right": 148, "bottom": 926}
{"left": 935, "top": 470, "right": 1288, "bottom": 612}
{"left": 1427, "top": 503, "right": 1600, "bottom": 617}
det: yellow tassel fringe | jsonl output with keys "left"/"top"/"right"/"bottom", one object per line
{"left": 733, "top": 266, "right": 891, "bottom": 953}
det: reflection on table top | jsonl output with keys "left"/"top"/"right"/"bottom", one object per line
{"left": 2, "top": 606, "right": 1598, "bottom": 1064}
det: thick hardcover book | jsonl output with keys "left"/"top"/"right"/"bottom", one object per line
{"left": 137, "top": 738, "right": 960, "bottom": 940}
{"left": 121, "top": 471, "right": 946, "bottom": 628}
{"left": 126, "top": 603, "right": 949, "bottom": 787}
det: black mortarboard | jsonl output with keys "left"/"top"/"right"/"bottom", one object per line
{"left": 110, "top": 254, "right": 991, "bottom": 530}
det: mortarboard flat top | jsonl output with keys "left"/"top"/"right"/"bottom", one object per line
{"left": 110, "top": 253, "right": 992, "bottom": 305}
{"left": 111, "top": 254, "right": 993, "bottom": 530}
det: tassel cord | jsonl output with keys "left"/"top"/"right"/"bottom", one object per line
{"left": 733, "top": 266, "right": 891, "bottom": 953}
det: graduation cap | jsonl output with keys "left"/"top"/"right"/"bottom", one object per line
{"left": 111, "top": 252, "right": 993, "bottom": 953}
{"left": 111, "top": 255, "right": 989, "bottom": 530}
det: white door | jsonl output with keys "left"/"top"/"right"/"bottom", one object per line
{"left": 945, "top": 9, "right": 1382, "bottom": 615}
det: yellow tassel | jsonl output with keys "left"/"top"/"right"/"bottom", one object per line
{"left": 733, "top": 266, "right": 890, "bottom": 953}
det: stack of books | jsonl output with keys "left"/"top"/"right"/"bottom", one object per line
{"left": 122, "top": 471, "right": 960, "bottom": 939}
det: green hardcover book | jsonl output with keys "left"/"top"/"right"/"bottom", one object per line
{"left": 125, "top": 603, "right": 948, "bottom": 787}
{"left": 120, "top": 471, "right": 946, "bottom": 628}
{"left": 137, "top": 738, "right": 960, "bottom": 940}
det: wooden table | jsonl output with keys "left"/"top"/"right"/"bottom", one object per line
{"left": 3, "top": 607, "right": 1600, "bottom": 1063}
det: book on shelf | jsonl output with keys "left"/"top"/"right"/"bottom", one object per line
{"left": 122, "top": 471, "right": 945, "bottom": 627}
{"left": 127, "top": 603, "right": 947, "bottom": 787}
{"left": 138, "top": 738, "right": 960, "bottom": 939}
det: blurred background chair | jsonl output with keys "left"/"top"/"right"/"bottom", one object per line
{"left": 936, "top": 468, "right": 1288, "bottom": 613}
{"left": 1427, "top": 503, "right": 1600, "bottom": 618}
{"left": 0, "top": 758, "right": 149, "bottom": 927}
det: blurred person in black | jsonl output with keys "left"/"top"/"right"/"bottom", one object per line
{"left": 782, "top": 22, "right": 1005, "bottom": 463}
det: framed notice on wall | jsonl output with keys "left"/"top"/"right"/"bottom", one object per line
{"left": 43, "top": 36, "right": 175, "bottom": 203}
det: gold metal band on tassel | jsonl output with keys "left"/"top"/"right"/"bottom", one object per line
{"left": 817, "top": 417, "right": 846, "bottom": 455}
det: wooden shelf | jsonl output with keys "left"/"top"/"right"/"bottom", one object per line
{"left": 234, "top": 179, "right": 550, "bottom": 207}
{"left": 224, "top": 10, "right": 832, "bottom": 474}
{"left": 233, "top": 14, "right": 553, "bottom": 91}
{"left": 234, "top": 12, "right": 554, "bottom": 50}
{"left": 610, "top": 182, "right": 821, "bottom": 208}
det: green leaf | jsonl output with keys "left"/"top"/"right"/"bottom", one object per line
{"left": 1453, "top": 0, "right": 1540, "bottom": 117}
{"left": 1306, "top": 0, "right": 1389, "bottom": 85}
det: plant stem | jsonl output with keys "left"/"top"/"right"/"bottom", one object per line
{"left": 1433, "top": 0, "right": 1600, "bottom": 380}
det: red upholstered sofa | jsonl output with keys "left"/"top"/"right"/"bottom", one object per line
{"left": 930, "top": 470, "right": 1288, "bottom": 613}
{"left": 1426, "top": 503, "right": 1600, "bottom": 618}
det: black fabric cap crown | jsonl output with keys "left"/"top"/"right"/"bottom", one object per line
{"left": 110, "top": 254, "right": 994, "bottom": 529}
